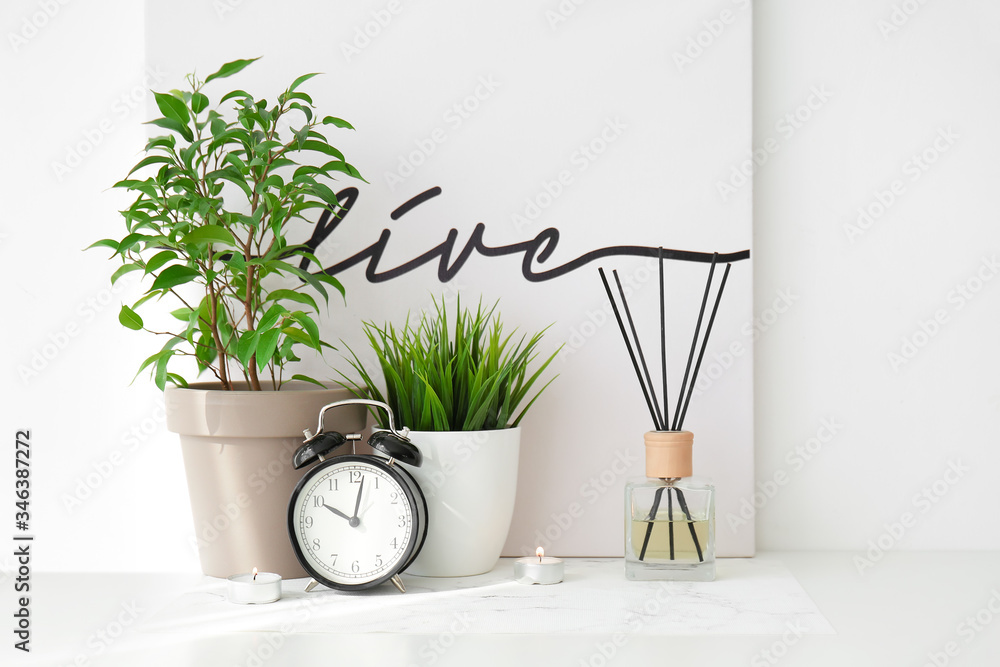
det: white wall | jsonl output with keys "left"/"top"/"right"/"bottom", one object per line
{"left": 754, "top": 0, "right": 1000, "bottom": 550}
{"left": 1, "top": 0, "right": 199, "bottom": 573}
{"left": 3, "top": 0, "right": 998, "bottom": 574}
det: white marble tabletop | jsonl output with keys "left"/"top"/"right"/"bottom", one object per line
{"left": 8, "top": 552, "right": 1000, "bottom": 667}
{"left": 147, "top": 557, "right": 833, "bottom": 636}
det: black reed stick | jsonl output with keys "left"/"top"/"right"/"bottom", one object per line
{"left": 599, "top": 268, "right": 659, "bottom": 429}
{"left": 674, "top": 487, "right": 704, "bottom": 562}
{"left": 613, "top": 270, "right": 664, "bottom": 430}
{"left": 667, "top": 486, "right": 675, "bottom": 560}
{"left": 638, "top": 486, "right": 664, "bottom": 561}
{"left": 677, "top": 263, "right": 732, "bottom": 430}
{"left": 672, "top": 253, "right": 718, "bottom": 430}
{"left": 658, "top": 247, "right": 670, "bottom": 430}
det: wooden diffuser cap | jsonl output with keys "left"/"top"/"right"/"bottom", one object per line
{"left": 644, "top": 431, "right": 693, "bottom": 478}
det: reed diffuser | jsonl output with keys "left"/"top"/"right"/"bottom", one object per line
{"left": 599, "top": 248, "right": 733, "bottom": 582}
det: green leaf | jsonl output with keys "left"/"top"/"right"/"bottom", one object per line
{"left": 180, "top": 225, "right": 237, "bottom": 247}
{"left": 257, "top": 303, "right": 286, "bottom": 332}
{"left": 299, "top": 140, "right": 345, "bottom": 160}
{"left": 219, "top": 89, "right": 251, "bottom": 104}
{"left": 150, "top": 265, "right": 199, "bottom": 291}
{"left": 119, "top": 305, "right": 143, "bottom": 330}
{"left": 170, "top": 307, "right": 193, "bottom": 321}
{"left": 128, "top": 155, "right": 174, "bottom": 176}
{"left": 111, "top": 263, "right": 141, "bottom": 285}
{"left": 207, "top": 167, "right": 253, "bottom": 199}
{"left": 288, "top": 72, "right": 320, "bottom": 93}
{"left": 205, "top": 57, "right": 261, "bottom": 84}
{"left": 281, "top": 326, "right": 314, "bottom": 348}
{"left": 191, "top": 92, "right": 209, "bottom": 114}
{"left": 321, "top": 160, "right": 366, "bottom": 181}
{"left": 290, "top": 373, "right": 326, "bottom": 388}
{"left": 291, "top": 312, "right": 321, "bottom": 347}
{"left": 144, "top": 250, "right": 177, "bottom": 274}
{"left": 154, "top": 351, "right": 171, "bottom": 391}
{"left": 145, "top": 117, "right": 194, "bottom": 142}
{"left": 322, "top": 116, "right": 355, "bottom": 130}
{"left": 264, "top": 288, "right": 319, "bottom": 313}
{"left": 153, "top": 91, "right": 190, "bottom": 125}
{"left": 236, "top": 330, "right": 260, "bottom": 366}
{"left": 255, "top": 328, "right": 282, "bottom": 371}
{"left": 86, "top": 239, "right": 119, "bottom": 253}
{"left": 307, "top": 182, "right": 340, "bottom": 208}
{"left": 315, "top": 272, "right": 346, "bottom": 300}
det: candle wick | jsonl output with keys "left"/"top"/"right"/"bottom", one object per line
{"left": 538, "top": 555, "right": 542, "bottom": 563}
{"left": 253, "top": 572, "right": 257, "bottom": 581}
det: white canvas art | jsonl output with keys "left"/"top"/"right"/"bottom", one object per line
{"left": 145, "top": 0, "right": 754, "bottom": 557}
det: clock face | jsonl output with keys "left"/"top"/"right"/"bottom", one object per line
{"left": 289, "top": 457, "right": 418, "bottom": 588}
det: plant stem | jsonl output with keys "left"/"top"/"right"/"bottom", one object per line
{"left": 207, "top": 282, "right": 230, "bottom": 390}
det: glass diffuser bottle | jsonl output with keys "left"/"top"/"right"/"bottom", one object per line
{"left": 625, "top": 430, "right": 715, "bottom": 581}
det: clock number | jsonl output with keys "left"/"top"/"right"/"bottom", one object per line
{"left": 374, "top": 477, "right": 380, "bottom": 490}
{"left": 313, "top": 495, "right": 325, "bottom": 508}
{"left": 304, "top": 516, "right": 314, "bottom": 528}
{"left": 375, "top": 555, "right": 383, "bottom": 567}
{"left": 328, "top": 478, "right": 338, "bottom": 491}
{"left": 351, "top": 560, "right": 360, "bottom": 573}
{"left": 398, "top": 515, "right": 406, "bottom": 528}
{"left": 390, "top": 538, "right": 398, "bottom": 549}
{"left": 330, "top": 554, "right": 338, "bottom": 566}
{"left": 349, "top": 470, "right": 363, "bottom": 484}
{"left": 312, "top": 538, "right": 320, "bottom": 550}
{"left": 389, "top": 492, "right": 399, "bottom": 504}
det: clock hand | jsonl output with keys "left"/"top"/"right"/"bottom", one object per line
{"left": 322, "top": 503, "right": 351, "bottom": 522}
{"left": 352, "top": 476, "right": 365, "bottom": 521}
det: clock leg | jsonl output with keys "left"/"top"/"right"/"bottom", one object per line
{"left": 305, "top": 579, "right": 320, "bottom": 593}
{"left": 390, "top": 574, "right": 406, "bottom": 594}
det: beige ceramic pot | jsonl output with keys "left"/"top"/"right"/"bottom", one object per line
{"left": 165, "top": 382, "right": 365, "bottom": 578}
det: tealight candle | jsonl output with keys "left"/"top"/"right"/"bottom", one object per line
{"left": 227, "top": 568, "right": 282, "bottom": 604}
{"left": 514, "top": 547, "right": 564, "bottom": 585}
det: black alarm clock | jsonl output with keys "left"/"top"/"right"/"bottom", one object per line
{"left": 287, "top": 399, "right": 427, "bottom": 593}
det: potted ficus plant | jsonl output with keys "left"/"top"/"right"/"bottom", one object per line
{"left": 341, "top": 296, "right": 561, "bottom": 576}
{"left": 90, "top": 57, "right": 367, "bottom": 578}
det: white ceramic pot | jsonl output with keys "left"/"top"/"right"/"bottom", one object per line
{"left": 403, "top": 428, "right": 521, "bottom": 577}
